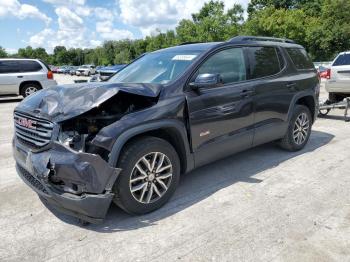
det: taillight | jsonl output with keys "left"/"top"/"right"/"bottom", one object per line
{"left": 326, "top": 69, "right": 331, "bottom": 79}
{"left": 47, "top": 70, "right": 53, "bottom": 79}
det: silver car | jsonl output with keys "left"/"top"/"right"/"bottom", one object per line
{"left": 0, "top": 58, "right": 57, "bottom": 97}
{"left": 325, "top": 51, "right": 350, "bottom": 102}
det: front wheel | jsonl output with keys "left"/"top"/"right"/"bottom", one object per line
{"left": 113, "top": 136, "right": 180, "bottom": 215}
{"left": 279, "top": 105, "right": 312, "bottom": 151}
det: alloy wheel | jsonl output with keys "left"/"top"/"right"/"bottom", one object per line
{"left": 129, "top": 152, "right": 173, "bottom": 204}
{"left": 293, "top": 112, "right": 310, "bottom": 145}
{"left": 24, "top": 86, "right": 38, "bottom": 97}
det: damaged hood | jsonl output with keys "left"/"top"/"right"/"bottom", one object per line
{"left": 15, "top": 82, "right": 162, "bottom": 122}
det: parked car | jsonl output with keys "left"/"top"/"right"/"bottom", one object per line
{"left": 12, "top": 36, "right": 319, "bottom": 223}
{"left": 57, "top": 66, "right": 73, "bottom": 74}
{"left": 317, "top": 66, "right": 329, "bottom": 78}
{"left": 49, "top": 65, "right": 58, "bottom": 73}
{"left": 69, "top": 66, "right": 78, "bottom": 75}
{"left": 76, "top": 65, "right": 96, "bottom": 76}
{"left": 0, "top": 58, "right": 57, "bottom": 97}
{"left": 325, "top": 51, "right": 350, "bottom": 102}
{"left": 98, "top": 64, "right": 126, "bottom": 80}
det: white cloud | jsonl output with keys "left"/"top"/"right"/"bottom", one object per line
{"left": 29, "top": 7, "right": 102, "bottom": 52}
{"left": 42, "top": 0, "right": 85, "bottom": 5}
{"left": 0, "top": 0, "right": 51, "bottom": 25}
{"left": 5, "top": 48, "right": 18, "bottom": 54}
{"left": 29, "top": 28, "right": 54, "bottom": 47}
{"left": 94, "top": 7, "right": 114, "bottom": 21}
{"left": 96, "top": 20, "right": 134, "bottom": 40}
{"left": 119, "top": 0, "right": 249, "bottom": 36}
{"left": 75, "top": 6, "right": 91, "bottom": 17}
{"left": 56, "top": 6, "right": 83, "bottom": 30}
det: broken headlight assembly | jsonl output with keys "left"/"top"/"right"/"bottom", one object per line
{"left": 58, "top": 131, "right": 88, "bottom": 152}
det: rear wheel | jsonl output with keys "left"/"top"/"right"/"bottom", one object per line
{"left": 113, "top": 136, "right": 180, "bottom": 214}
{"left": 279, "top": 105, "right": 312, "bottom": 151}
{"left": 21, "top": 83, "right": 41, "bottom": 98}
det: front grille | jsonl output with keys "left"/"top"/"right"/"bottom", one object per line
{"left": 14, "top": 112, "right": 54, "bottom": 149}
{"left": 17, "top": 165, "right": 49, "bottom": 194}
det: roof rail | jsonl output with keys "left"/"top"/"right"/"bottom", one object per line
{"left": 229, "top": 36, "right": 295, "bottom": 44}
{"left": 179, "top": 41, "right": 202, "bottom": 45}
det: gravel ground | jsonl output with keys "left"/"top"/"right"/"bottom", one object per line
{"left": 0, "top": 77, "right": 349, "bottom": 261}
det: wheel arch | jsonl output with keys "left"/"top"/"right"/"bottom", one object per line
{"left": 108, "top": 120, "right": 194, "bottom": 174}
{"left": 288, "top": 91, "right": 317, "bottom": 123}
{"left": 19, "top": 81, "right": 43, "bottom": 95}
{"left": 295, "top": 95, "right": 316, "bottom": 122}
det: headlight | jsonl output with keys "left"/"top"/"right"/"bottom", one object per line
{"left": 58, "top": 131, "right": 87, "bottom": 152}
{"left": 58, "top": 131, "right": 75, "bottom": 147}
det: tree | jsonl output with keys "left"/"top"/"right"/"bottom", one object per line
{"left": 6, "top": 0, "right": 350, "bottom": 63}
{"left": 0, "top": 46, "right": 7, "bottom": 58}
{"left": 305, "top": 0, "right": 350, "bottom": 60}
{"left": 244, "top": 7, "right": 309, "bottom": 47}
{"left": 176, "top": 0, "right": 244, "bottom": 42}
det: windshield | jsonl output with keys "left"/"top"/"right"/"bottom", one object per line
{"left": 109, "top": 50, "right": 202, "bottom": 84}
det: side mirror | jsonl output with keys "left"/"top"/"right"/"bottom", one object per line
{"left": 189, "top": 73, "right": 222, "bottom": 90}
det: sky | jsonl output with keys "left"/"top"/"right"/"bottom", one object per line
{"left": 0, "top": 0, "right": 249, "bottom": 54}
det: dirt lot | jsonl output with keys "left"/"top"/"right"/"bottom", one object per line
{"left": 0, "top": 77, "right": 349, "bottom": 261}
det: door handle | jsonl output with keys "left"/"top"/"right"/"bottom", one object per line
{"left": 240, "top": 89, "right": 254, "bottom": 98}
{"left": 286, "top": 82, "right": 297, "bottom": 89}
{"left": 17, "top": 76, "right": 23, "bottom": 78}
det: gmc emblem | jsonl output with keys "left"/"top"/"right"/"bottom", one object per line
{"left": 16, "top": 118, "right": 37, "bottom": 129}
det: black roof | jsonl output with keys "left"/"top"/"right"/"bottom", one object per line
{"left": 153, "top": 36, "right": 303, "bottom": 54}
{"left": 153, "top": 42, "right": 222, "bottom": 53}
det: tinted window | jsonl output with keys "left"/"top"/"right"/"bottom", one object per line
{"left": 39, "top": 60, "right": 51, "bottom": 71}
{"left": 196, "top": 48, "right": 246, "bottom": 84}
{"left": 286, "top": 48, "right": 314, "bottom": 69}
{"left": 18, "top": 60, "right": 42, "bottom": 72}
{"left": 0, "top": 61, "right": 19, "bottom": 74}
{"left": 247, "top": 47, "right": 281, "bottom": 79}
{"left": 333, "top": 53, "right": 350, "bottom": 66}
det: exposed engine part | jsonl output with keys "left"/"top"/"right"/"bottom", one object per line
{"left": 58, "top": 91, "right": 157, "bottom": 156}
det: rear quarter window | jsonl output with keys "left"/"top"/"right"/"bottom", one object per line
{"left": 18, "top": 60, "right": 43, "bottom": 73}
{"left": 286, "top": 48, "right": 314, "bottom": 70}
{"left": 0, "top": 61, "right": 19, "bottom": 74}
{"left": 247, "top": 46, "right": 282, "bottom": 79}
{"left": 333, "top": 53, "right": 350, "bottom": 66}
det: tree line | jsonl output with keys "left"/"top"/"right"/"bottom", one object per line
{"left": 0, "top": 0, "right": 349, "bottom": 65}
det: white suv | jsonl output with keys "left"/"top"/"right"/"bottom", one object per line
{"left": 325, "top": 51, "right": 350, "bottom": 102}
{"left": 76, "top": 65, "right": 96, "bottom": 76}
{"left": 0, "top": 59, "right": 57, "bottom": 97}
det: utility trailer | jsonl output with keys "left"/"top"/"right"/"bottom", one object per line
{"left": 318, "top": 98, "right": 350, "bottom": 122}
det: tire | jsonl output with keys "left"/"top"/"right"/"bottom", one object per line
{"left": 21, "top": 83, "right": 41, "bottom": 98}
{"left": 318, "top": 108, "right": 330, "bottom": 116}
{"left": 113, "top": 136, "right": 180, "bottom": 215}
{"left": 279, "top": 105, "right": 312, "bottom": 151}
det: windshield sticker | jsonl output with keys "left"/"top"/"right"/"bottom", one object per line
{"left": 172, "top": 55, "right": 197, "bottom": 61}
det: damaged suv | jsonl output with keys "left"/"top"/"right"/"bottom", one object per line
{"left": 13, "top": 36, "right": 319, "bottom": 223}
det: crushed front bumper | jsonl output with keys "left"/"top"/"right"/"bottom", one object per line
{"left": 13, "top": 138, "right": 121, "bottom": 224}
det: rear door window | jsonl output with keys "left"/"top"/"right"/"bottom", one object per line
{"left": 246, "top": 46, "right": 282, "bottom": 79}
{"left": 0, "top": 61, "right": 19, "bottom": 74}
{"left": 333, "top": 53, "right": 350, "bottom": 66}
{"left": 18, "top": 60, "right": 42, "bottom": 72}
{"left": 286, "top": 48, "right": 314, "bottom": 70}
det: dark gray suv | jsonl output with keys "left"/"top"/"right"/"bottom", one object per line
{"left": 13, "top": 36, "right": 319, "bottom": 223}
